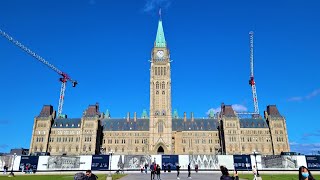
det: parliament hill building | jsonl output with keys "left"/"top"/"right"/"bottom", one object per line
{"left": 29, "top": 18, "right": 290, "bottom": 156}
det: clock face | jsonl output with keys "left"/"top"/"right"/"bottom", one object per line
{"left": 156, "top": 50, "right": 164, "bottom": 58}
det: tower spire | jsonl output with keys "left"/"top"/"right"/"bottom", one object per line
{"left": 155, "top": 9, "right": 166, "bottom": 48}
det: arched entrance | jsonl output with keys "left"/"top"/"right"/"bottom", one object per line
{"left": 157, "top": 146, "right": 164, "bottom": 154}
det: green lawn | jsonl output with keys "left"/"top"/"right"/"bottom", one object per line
{"left": 0, "top": 174, "right": 126, "bottom": 180}
{"left": 239, "top": 174, "right": 320, "bottom": 180}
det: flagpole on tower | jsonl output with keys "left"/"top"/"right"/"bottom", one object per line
{"left": 159, "top": 8, "right": 162, "bottom": 21}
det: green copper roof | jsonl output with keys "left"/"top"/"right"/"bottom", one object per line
{"left": 141, "top": 109, "right": 148, "bottom": 119}
{"left": 209, "top": 109, "right": 215, "bottom": 118}
{"left": 173, "top": 109, "right": 179, "bottom": 119}
{"left": 105, "top": 109, "right": 110, "bottom": 119}
{"left": 155, "top": 20, "right": 166, "bottom": 47}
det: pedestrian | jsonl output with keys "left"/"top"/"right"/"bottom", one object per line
{"left": 176, "top": 164, "right": 181, "bottom": 180}
{"left": 21, "top": 165, "right": 24, "bottom": 173}
{"left": 299, "top": 166, "right": 315, "bottom": 180}
{"left": 163, "top": 163, "right": 166, "bottom": 173}
{"left": 188, "top": 163, "right": 192, "bottom": 179}
{"left": 150, "top": 163, "right": 155, "bottom": 180}
{"left": 145, "top": 163, "right": 148, "bottom": 174}
{"left": 85, "top": 170, "right": 98, "bottom": 180}
{"left": 3, "top": 165, "right": 7, "bottom": 174}
{"left": 252, "top": 165, "right": 257, "bottom": 180}
{"left": 156, "top": 164, "right": 161, "bottom": 180}
{"left": 220, "top": 166, "right": 239, "bottom": 180}
{"left": 25, "top": 164, "right": 29, "bottom": 174}
{"left": 168, "top": 164, "right": 171, "bottom": 172}
{"left": 141, "top": 165, "right": 144, "bottom": 173}
{"left": 195, "top": 164, "right": 198, "bottom": 173}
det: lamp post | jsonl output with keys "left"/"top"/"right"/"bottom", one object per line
{"left": 252, "top": 150, "right": 260, "bottom": 176}
{"left": 9, "top": 153, "right": 17, "bottom": 177}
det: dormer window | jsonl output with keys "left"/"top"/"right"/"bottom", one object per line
{"left": 78, "top": 124, "right": 80, "bottom": 127}
{"left": 72, "top": 124, "right": 74, "bottom": 127}
{"left": 66, "top": 124, "right": 69, "bottom": 127}
{"left": 60, "top": 124, "right": 63, "bottom": 127}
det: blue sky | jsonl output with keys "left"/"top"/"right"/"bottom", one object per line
{"left": 0, "top": 0, "right": 319, "bottom": 154}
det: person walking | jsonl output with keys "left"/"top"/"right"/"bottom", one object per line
{"left": 145, "top": 163, "right": 148, "bottom": 174}
{"left": 220, "top": 166, "right": 239, "bottom": 180}
{"left": 150, "top": 163, "right": 155, "bottom": 180}
{"left": 163, "top": 163, "right": 166, "bottom": 173}
{"left": 195, "top": 164, "right": 198, "bottom": 173}
{"left": 168, "top": 164, "right": 171, "bottom": 172}
{"left": 3, "top": 165, "right": 7, "bottom": 174}
{"left": 188, "top": 163, "right": 192, "bottom": 179}
{"left": 252, "top": 165, "right": 257, "bottom": 180}
{"left": 299, "top": 166, "right": 315, "bottom": 180}
{"left": 176, "top": 164, "right": 181, "bottom": 180}
{"left": 156, "top": 164, "right": 161, "bottom": 180}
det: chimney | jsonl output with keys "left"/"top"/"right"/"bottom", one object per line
{"left": 134, "top": 112, "right": 137, "bottom": 122}
{"left": 184, "top": 112, "right": 187, "bottom": 122}
{"left": 127, "top": 112, "right": 130, "bottom": 122}
{"left": 191, "top": 112, "right": 194, "bottom": 122}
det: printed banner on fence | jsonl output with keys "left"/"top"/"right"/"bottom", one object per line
{"left": 162, "top": 155, "right": 179, "bottom": 170}
{"left": 306, "top": 155, "right": 320, "bottom": 170}
{"left": 91, "top": 155, "right": 109, "bottom": 170}
{"left": 233, "top": 155, "right": 251, "bottom": 170}
{"left": 19, "top": 156, "right": 39, "bottom": 171}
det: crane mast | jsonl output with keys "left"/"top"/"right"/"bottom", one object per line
{"left": 249, "top": 31, "right": 259, "bottom": 115}
{"left": 0, "top": 29, "right": 77, "bottom": 117}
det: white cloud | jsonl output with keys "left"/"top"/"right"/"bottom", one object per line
{"left": 231, "top": 104, "right": 248, "bottom": 112}
{"left": 306, "top": 89, "right": 320, "bottom": 99}
{"left": 144, "top": 0, "right": 171, "bottom": 12}
{"left": 288, "top": 88, "right": 320, "bottom": 102}
{"left": 290, "top": 142, "right": 320, "bottom": 155}
{"left": 206, "top": 104, "right": 248, "bottom": 115}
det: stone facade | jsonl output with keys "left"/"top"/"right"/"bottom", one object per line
{"left": 29, "top": 18, "right": 290, "bottom": 156}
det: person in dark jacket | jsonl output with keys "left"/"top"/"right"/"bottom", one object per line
{"left": 220, "top": 166, "right": 238, "bottom": 180}
{"left": 299, "top": 166, "right": 315, "bottom": 180}
{"left": 150, "top": 163, "right": 155, "bottom": 180}
{"left": 168, "top": 164, "right": 171, "bottom": 172}
{"left": 156, "top": 164, "right": 161, "bottom": 180}
{"left": 188, "top": 163, "right": 191, "bottom": 178}
{"left": 85, "top": 170, "right": 98, "bottom": 180}
{"left": 176, "top": 164, "right": 181, "bottom": 179}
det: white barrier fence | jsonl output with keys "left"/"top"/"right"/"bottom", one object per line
{"left": 0, "top": 155, "right": 318, "bottom": 171}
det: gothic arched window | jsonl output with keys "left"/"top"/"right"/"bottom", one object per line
{"left": 156, "top": 82, "right": 159, "bottom": 89}
{"left": 158, "top": 121, "right": 164, "bottom": 133}
{"left": 164, "top": 67, "right": 166, "bottom": 76}
{"left": 162, "top": 82, "right": 165, "bottom": 89}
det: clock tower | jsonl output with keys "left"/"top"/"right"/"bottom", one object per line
{"left": 149, "top": 17, "right": 172, "bottom": 154}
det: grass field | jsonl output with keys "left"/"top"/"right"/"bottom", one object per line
{"left": 0, "top": 174, "right": 126, "bottom": 180}
{"left": 239, "top": 174, "right": 320, "bottom": 180}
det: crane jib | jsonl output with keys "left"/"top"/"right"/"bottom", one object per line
{"left": 0, "top": 28, "right": 77, "bottom": 116}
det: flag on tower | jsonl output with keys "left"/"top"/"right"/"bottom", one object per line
{"left": 159, "top": 8, "right": 162, "bottom": 17}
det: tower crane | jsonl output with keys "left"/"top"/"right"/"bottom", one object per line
{"left": 0, "top": 29, "right": 77, "bottom": 118}
{"left": 237, "top": 31, "right": 260, "bottom": 116}
{"left": 248, "top": 31, "right": 259, "bottom": 115}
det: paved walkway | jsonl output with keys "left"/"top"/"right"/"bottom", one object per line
{"left": 120, "top": 172, "right": 221, "bottom": 180}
